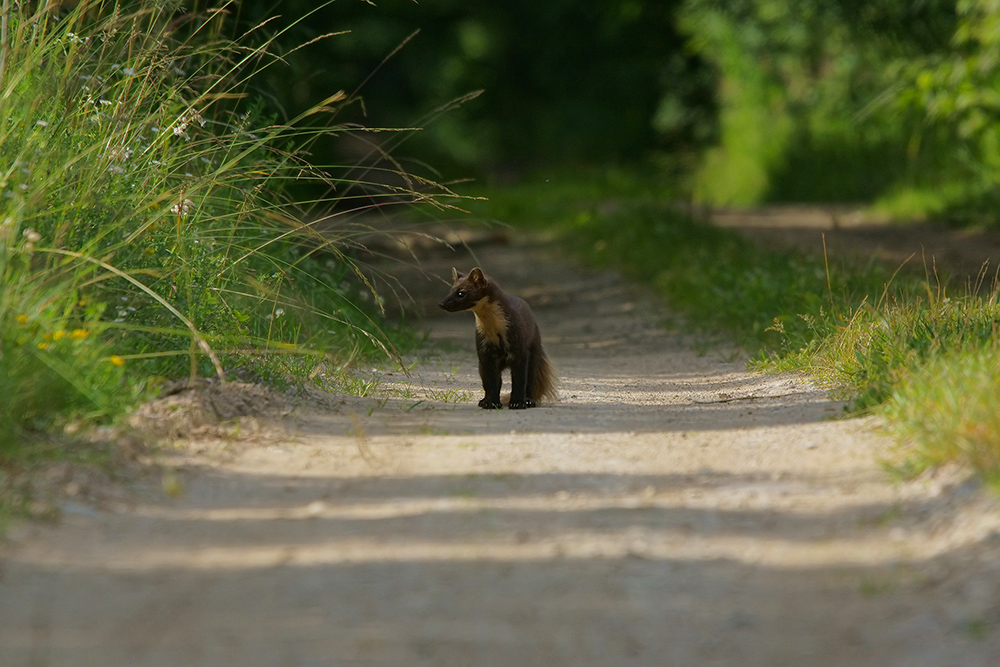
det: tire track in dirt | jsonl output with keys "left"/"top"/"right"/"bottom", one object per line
{"left": 1, "top": 231, "right": 999, "bottom": 666}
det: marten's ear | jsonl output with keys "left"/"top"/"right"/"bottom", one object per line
{"left": 451, "top": 267, "right": 460, "bottom": 283}
{"left": 468, "top": 267, "right": 486, "bottom": 284}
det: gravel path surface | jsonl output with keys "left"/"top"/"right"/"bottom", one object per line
{"left": 2, "top": 231, "right": 999, "bottom": 666}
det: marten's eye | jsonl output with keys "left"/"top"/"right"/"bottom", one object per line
{"left": 457, "top": 290, "right": 466, "bottom": 298}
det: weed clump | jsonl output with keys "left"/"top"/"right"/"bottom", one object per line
{"left": 884, "top": 344, "right": 1000, "bottom": 485}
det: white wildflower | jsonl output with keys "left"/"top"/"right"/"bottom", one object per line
{"left": 23, "top": 228, "right": 41, "bottom": 252}
{"left": 170, "top": 199, "right": 195, "bottom": 216}
{"left": 108, "top": 146, "right": 134, "bottom": 162}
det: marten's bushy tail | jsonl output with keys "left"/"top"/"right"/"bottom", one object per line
{"left": 532, "top": 350, "right": 559, "bottom": 404}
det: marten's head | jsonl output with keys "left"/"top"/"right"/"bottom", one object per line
{"left": 439, "top": 267, "right": 490, "bottom": 312}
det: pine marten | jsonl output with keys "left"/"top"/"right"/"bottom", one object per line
{"left": 439, "top": 267, "right": 557, "bottom": 409}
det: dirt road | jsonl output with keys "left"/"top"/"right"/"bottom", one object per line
{"left": 2, "top": 230, "right": 1000, "bottom": 666}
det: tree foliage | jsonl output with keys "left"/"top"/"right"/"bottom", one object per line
{"left": 227, "top": 1, "right": 1000, "bottom": 221}
{"left": 233, "top": 0, "right": 712, "bottom": 173}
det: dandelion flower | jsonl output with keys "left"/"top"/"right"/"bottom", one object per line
{"left": 52, "top": 330, "right": 66, "bottom": 341}
{"left": 109, "top": 355, "right": 126, "bottom": 366}
{"left": 38, "top": 342, "right": 49, "bottom": 350}
{"left": 70, "top": 329, "right": 89, "bottom": 340}
{"left": 16, "top": 314, "right": 28, "bottom": 324}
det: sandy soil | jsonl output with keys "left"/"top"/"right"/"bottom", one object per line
{"left": 2, "top": 222, "right": 1000, "bottom": 666}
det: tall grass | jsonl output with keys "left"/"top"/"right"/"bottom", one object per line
{"left": 0, "top": 2, "right": 455, "bottom": 451}
{"left": 776, "top": 282, "right": 1000, "bottom": 407}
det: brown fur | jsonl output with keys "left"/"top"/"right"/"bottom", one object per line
{"left": 439, "top": 268, "right": 557, "bottom": 409}
{"left": 530, "top": 344, "right": 558, "bottom": 405}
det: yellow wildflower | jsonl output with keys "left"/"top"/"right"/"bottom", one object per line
{"left": 52, "top": 330, "right": 66, "bottom": 341}
{"left": 16, "top": 314, "right": 28, "bottom": 324}
{"left": 70, "top": 329, "right": 89, "bottom": 340}
{"left": 109, "top": 355, "right": 126, "bottom": 366}
{"left": 38, "top": 342, "right": 49, "bottom": 350}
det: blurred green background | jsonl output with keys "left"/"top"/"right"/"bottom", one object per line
{"left": 229, "top": 0, "right": 1000, "bottom": 221}
{"left": 233, "top": 0, "right": 709, "bottom": 178}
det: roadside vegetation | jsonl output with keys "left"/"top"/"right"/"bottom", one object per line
{"left": 468, "top": 174, "right": 1000, "bottom": 488}
{"left": 0, "top": 2, "right": 451, "bottom": 461}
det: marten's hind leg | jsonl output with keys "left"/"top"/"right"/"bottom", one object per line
{"left": 478, "top": 352, "right": 504, "bottom": 409}
{"left": 508, "top": 353, "right": 536, "bottom": 410}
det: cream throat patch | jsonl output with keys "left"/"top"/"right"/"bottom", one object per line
{"left": 471, "top": 297, "right": 508, "bottom": 345}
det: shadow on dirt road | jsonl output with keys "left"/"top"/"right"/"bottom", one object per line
{"left": 2, "top": 224, "right": 1000, "bottom": 666}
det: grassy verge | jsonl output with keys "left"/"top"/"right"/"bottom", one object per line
{"left": 469, "top": 171, "right": 1000, "bottom": 487}
{"left": 0, "top": 3, "right": 454, "bottom": 461}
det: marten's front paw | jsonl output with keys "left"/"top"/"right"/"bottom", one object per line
{"left": 478, "top": 398, "right": 503, "bottom": 409}
{"left": 508, "top": 399, "right": 537, "bottom": 410}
